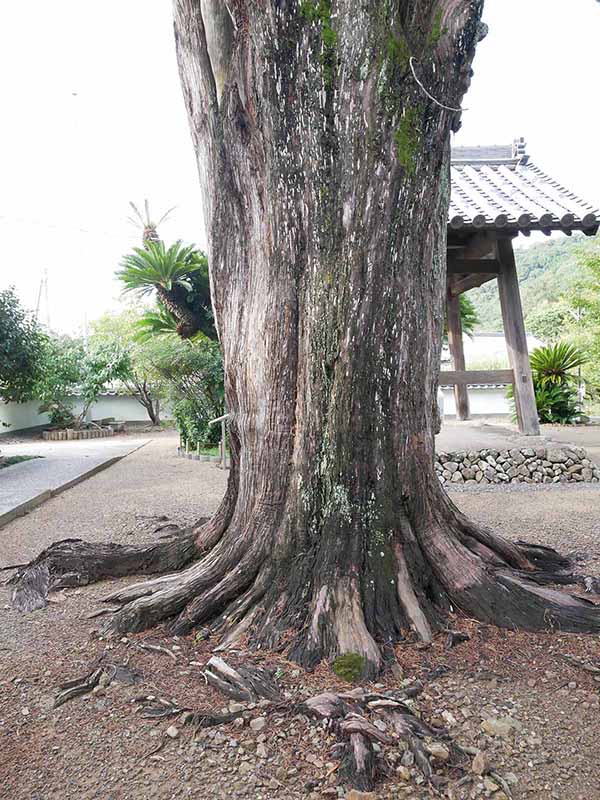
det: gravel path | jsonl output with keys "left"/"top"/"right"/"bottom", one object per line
{"left": 0, "top": 435, "right": 151, "bottom": 524}
{"left": 2, "top": 433, "right": 600, "bottom": 800}
{"left": 0, "top": 432, "right": 225, "bottom": 569}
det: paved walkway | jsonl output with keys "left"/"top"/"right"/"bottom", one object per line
{"left": 0, "top": 434, "right": 151, "bottom": 527}
{"left": 436, "top": 419, "right": 600, "bottom": 464}
{"left": 0, "top": 432, "right": 224, "bottom": 569}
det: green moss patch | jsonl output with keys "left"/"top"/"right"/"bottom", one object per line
{"left": 394, "top": 106, "right": 422, "bottom": 175}
{"left": 299, "top": 0, "right": 337, "bottom": 87}
{"left": 332, "top": 652, "right": 366, "bottom": 682}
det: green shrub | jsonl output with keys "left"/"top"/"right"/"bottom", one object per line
{"left": 173, "top": 398, "right": 221, "bottom": 449}
{"left": 532, "top": 383, "right": 583, "bottom": 425}
{"left": 529, "top": 342, "right": 587, "bottom": 387}
{"left": 508, "top": 342, "right": 587, "bottom": 425}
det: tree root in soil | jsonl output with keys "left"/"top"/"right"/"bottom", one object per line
{"left": 8, "top": 530, "right": 198, "bottom": 612}
{"left": 9, "top": 510, "right": 600, "bottom": 686}
{"left": 51, "top": 650, "right": 475, "bottom": 793}
{"left": 53, "top": 662, "right": 142, "bottom": 708}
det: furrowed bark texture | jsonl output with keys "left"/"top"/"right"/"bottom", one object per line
{"left": 12, "top": 0, "right": 600, "bottom": 673}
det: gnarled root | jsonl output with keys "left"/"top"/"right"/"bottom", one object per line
{"left": 9, "top": 531, "right": 198, "bottom": 612}
{"left": 203, "top": 655, "right": 282, "bottom": 702}
{"left": 10, "top": 492, "right": 600, "bottom": 680}
{"left": 300, "top": 682, "right": 462, "bottom": 792}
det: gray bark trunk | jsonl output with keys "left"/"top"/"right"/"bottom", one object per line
{"left": 12, "top": 1, "right": 600, "bottom": 678}
{"left": 162, "top": 0, "right": 600, "bottom": 673}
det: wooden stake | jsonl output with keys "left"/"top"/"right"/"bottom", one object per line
{"left": 446, "top": 292, "right": 470, "bottom": 420}
{"left": 497, "top": 238, "right": 540, "bottom": 436}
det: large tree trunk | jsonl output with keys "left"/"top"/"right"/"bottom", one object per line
{"left": 12, "top": 0, "right": 600, "bottom": 677}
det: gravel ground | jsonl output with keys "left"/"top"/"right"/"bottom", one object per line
{"left": 2, "top": 432, "right": 600, "bottom": 800}
{"left": 0, "top": 432, "right": 225, "bottom": 569}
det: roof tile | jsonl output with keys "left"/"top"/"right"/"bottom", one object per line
{"left": 450, "top": 140, "right": 599, "bottom": 234}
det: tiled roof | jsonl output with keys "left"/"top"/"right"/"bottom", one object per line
{"left": 449, "top": 138, "right": 599, "bottom": 235}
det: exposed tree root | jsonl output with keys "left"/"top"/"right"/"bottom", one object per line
{"left": 10, "top": 502, "right": 600, "bottom": 679}
{"left": 53, "top": 661, "right": 141, "bottom": 708}
{"left": 298, "top": 682, "right": 464, "bottom": 791}
{"left": 203, "top": 655, "right": 282, "bottom": 702}
{"left": 9, "top": 531, "right": 198, "bottom": 612}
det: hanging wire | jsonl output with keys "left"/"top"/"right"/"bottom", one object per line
{"left": 409, "top": 57, "right": 467, "bottom": 113}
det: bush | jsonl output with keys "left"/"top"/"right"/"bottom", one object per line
{"left": 151, "top": 337, "right": 224, "bottom": 445}
{"left": 529, "top": 342, "right": 587, "bottom": 387}
{"left": 173, "top": 398, "right": 221, "bottom": 449}
{"left": 0, "top": 288, "right": 45, "bottom": 402}
{"left": 533, "top": 383, "right": 583, "bottom": 425}
{"left": 508, "top": 342, "right": 587, "bottom": 425}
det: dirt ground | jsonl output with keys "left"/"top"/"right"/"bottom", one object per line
{"left": 2, "top": 431, "right": 600, "bottom": 800}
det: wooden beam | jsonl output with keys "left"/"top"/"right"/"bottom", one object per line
{"left": 497, "top": 238, "right": 540, "bottom": 436}
{"left": 453, "top": 232, "right": 498, "bottom": 260}
{"left": 447, "top": 258, "right": 501, "bottom": 275}
{"left": 446, "top": 293, "right": 470, "bottom": 420}
{"left": 448, "top": 272, "right": 498, "bottom": 296}
{"left": 439, "top": 369, "right": 514, "bottom": 387}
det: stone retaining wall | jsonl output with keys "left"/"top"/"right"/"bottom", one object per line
{"left": 436, "top": 446, "right": 600, "bottom": 486}
{"left": 42, "top": 427, "right": 114, "bottom": 441}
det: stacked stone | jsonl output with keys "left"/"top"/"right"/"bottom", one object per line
{"left": 435, "top": 446, "right": 600, "bottom": 486}
{"left": 42, "top": 427, "right": 114, "bottom": 441}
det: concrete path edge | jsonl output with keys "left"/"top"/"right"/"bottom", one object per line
{"left": 0, "top": 441, "right": 149, "bottom": 531}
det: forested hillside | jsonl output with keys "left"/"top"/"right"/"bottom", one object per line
{"left": 469, "top": 234, "right": 599, "bottom": 330}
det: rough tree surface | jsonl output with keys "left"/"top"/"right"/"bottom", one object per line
{"left": 12, "top": 0, "right": 600, "bottom": 677}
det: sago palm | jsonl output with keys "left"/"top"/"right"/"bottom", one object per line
{"left": 134, "top": 305, "right": 180, "bottom": 342}
{"left": 529, "top": 342, "right": 587, "bottom": 387}
{"left": 127, "top": 199, "right": 174, "bottom": 246}
{"left": 117, "top": 241, "right": 206, "bottom": 338}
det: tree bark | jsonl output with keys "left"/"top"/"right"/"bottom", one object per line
{"left": 137, "top": 380, "right": 161, "bottom": 425}
{"left": 12, "top": 0, "right": 600, "bottom": 676}
{"left": 155, "top": 283, "right": 205, "bottom": 339}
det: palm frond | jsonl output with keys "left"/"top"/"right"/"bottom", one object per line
{"left": 128, "top": 201, "right": 145, "bottom": 226}
{"left": 134, "top": 306, "right": 180, "bottom": 342}
{"left": 530, "top": 342, "right": 587, "bottom": 387}
{"left": 156, "top": 206, "right": 177, "bottom": 226}
{"left": 116, "top": 241, "right": 204, "bottom": 296}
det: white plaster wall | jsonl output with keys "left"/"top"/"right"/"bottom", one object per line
{"left": 1, "top": 395, "right": 172, "bottom": 433}
{"left": 0, "top": 400, "right": 51, "bottom": 432}
{"left": 85, "top": 396, "right": 156, "bottom": 422}
{"left": 3, "top": 389, "right": 510, "bottom": 434}
{"left": 442, "top": 386, "right": 510, "bottom": 417}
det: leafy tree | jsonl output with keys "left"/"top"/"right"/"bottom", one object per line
{"left": 34, "top": 336, "right": 83, "bottom": 427}
{"left": 469, "top": 235, "right": 599, "bottom": 331}
{"left": 443, "top": 293, "right": 479, "bottom": 342}
{"left": 564, "top": 245, "right": 600, "bottom": 390}
{"left": 34, "top": 336, "right": 129, "bottom": 428}
{"left": 151, "top": 336, "right": 224, "bottom": 447}
{"left": 91, "top": 310, "right": 170, "bottom": 425}
{"left": 0, "top": 288, "right": 45, "bottom": 402}
{"left": 525, "top": 302, "right": 574, "bottom": 344}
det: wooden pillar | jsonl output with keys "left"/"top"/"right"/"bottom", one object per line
{"left": 497, "top": 237, "right": 540, "bottom": 436}
{"left": 446, "top": 291, "right": 470, "bottom": 420}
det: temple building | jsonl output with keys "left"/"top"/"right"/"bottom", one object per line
{"left": 444, "top": 138, "right": 599, "bottom": 434}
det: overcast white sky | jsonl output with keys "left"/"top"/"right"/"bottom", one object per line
{"left": 1, "top": 1, "right": 599, "bottom": 334}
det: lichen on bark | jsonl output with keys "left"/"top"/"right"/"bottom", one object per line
{"left": 394, "top": 105, "right": 423, "bottom": 174}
